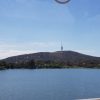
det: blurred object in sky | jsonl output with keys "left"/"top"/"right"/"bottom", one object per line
{"left": 55, "top": 0, "right": 71, "bottom": 4}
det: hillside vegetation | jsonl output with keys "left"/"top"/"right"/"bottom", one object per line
{"left": 0, "top": 51, "right": 100, "bottom": 69}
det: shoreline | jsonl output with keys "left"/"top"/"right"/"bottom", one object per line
{"left": 0, "top": 67, "right": 100, "bottom": 71}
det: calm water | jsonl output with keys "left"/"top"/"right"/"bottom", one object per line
{"left": 0, "top": 69, "right": 100, "bottom": 100}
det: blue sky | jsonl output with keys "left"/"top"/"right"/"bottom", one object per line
{"left": 0, "top": 0, "right": 100, "bottom": 59}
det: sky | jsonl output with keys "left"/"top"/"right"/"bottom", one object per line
{"left": 0, "top": 0, "right": 100, "bottom": 59}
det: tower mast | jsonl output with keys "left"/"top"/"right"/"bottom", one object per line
{"left": 61, "top": 42, "right": 63, "bottom": 51}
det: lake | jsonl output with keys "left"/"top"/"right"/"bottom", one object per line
{"left": 0, "top": 69, "right": 100, "bottom": 100}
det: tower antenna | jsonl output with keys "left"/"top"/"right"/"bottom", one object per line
{"left": 61, "top": 42, "right": 63, "bottom": 51}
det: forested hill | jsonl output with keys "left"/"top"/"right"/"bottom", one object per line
{"left": 1, "top": 51, "right": 100, "bottom": 69}
{"left": 3, "top": 51, "right": 100, "bottom": 63}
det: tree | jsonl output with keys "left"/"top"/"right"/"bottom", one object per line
{"left": 27, "top": 60, "right": 36, "bottom": 69}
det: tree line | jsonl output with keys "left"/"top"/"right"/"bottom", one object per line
{"left": 0, "top": 59, "right": 100, "bottom": 70}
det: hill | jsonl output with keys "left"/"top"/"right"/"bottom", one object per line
{"left": 0, "top": 51, "right": 100, "bottom": 69}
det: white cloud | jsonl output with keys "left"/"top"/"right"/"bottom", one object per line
{"left": 0, "top": 50, "right": 33, "bottom": 59}
{"left": 75, "top": 49, "right": 95, "bottom": 54}
{"left": 0, "top": 42, "right": 59, "bottom": 59}
{"left": 72, "top": 49, "right": 100, "bottom": 57}
{"left": 0, "top": 41, "right": 99, "bottom": 59}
